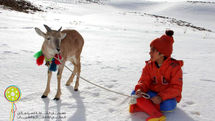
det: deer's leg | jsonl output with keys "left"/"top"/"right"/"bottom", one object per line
{"left": 66, "top": 61, "right": 77, "bottom": 86}
{"left": 74, "top": 59, "right": 81, "bottom": 91}
{"left": 42, "top": 70, "right": 52, "bottom": 98}
{"left": 54, "top": 61, "right": 65, "bottom": 100}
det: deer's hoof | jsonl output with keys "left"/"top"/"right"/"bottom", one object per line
{"left": 65, "top": 83, "right": 70, "bottom": 86}
{"left": 41, "top": 95, "right": 47, "bottom": 98}
{"left": 53, "top": 98, "right": 60, "bottom": 101}
{"left": 74, "top": 89, "right": 78, "bottom": 91}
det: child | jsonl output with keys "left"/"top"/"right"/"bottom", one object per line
{"left": 129, "top": 30, "right": 183, "bottom": 121}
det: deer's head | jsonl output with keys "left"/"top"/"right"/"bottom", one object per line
{"left": 35, "top": 25, "right": 66, "bottom": 59}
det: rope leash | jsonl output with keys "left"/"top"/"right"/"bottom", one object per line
{"left": 54, "top": 57, "right": 150, "bottom": 99}
{"left": 63, "top": 63, "right": 130, "bottom": 97}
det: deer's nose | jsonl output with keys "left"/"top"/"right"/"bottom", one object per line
{"left": 57, "top": 48, "right": 60, "bottom": 52}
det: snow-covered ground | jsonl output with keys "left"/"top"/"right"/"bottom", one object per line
{"left": 0, "top": 0, "right": 215, "bottom": 121}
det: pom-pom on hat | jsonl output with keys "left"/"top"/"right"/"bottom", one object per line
{"left": 150, "top": 30, "right": 174, "bottom": 57}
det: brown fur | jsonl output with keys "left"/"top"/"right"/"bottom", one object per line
{"left": 35, "top": 25, "right": 84, "bottom": 100}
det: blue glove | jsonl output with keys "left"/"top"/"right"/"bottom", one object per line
{"left": 131, "top": 90, "right": 136, "bottom": 95}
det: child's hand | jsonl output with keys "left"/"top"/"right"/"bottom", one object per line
{"left": 151, "top": 95, "right": 162, "bottom": 104}
{"left": 135, "top": 89, "right": 143, "bottom": 97}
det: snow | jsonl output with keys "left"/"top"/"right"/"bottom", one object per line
{"left": 0, "top": 0, "right": 215, "bottom": 121}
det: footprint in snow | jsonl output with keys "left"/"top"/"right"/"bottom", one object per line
{"left": 101, "top": 66, "right": 113, "bottom": 69}
{"left": 107, "top": 97, "right": 118, "bottom": 101}
{"left": 181, "top": 101, "right": 200, "bottom": 116}
{"left": 92, "top": 92, "right": 100, "bottom": 97}
{"left": 0, "top": 44, "right": 8, "bottom": 47}
{"left": 111, "top": 80, "right": 118, "bottom": 82}
{"left": 181, "top": 104, "right": 187, "bottom": 108}
{"left": 21, "top": 50, "right": 34, "bottom": 53}
{"left": 117, "top": 66, "right": 127, "bottom": 71}
{"left": 82, "top": 63, "right": 92, "bottom": 66}
{"left": 181, "top": 100, "right": 195, "bottom": 108}
{"left": 200, "top": 79, "right": 215, "bottom": 83}
{"left": 105, "top": 84, "right": 114, "bottom": 88}
{"left": 185, "top": 101, "right": 195, "bottom": 105}
{"left": 96, "top": 61, "right": 102, "bottom": 64}
{"left": 85, "top": 86, "right": 94, "bottom": 90}
{"left": 3, "top": 51, "right": 19, "bottom": 54}
{"left": 108, "top": 108, "right": 115, "bottom": 113}
{"left": 22, "top": 27, "right": 33, "bottom": 29}
{"left": 190, "top": 111, "right": 200, "bottom": 116}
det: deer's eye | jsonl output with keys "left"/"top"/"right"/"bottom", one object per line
{"left": 47, "top": 37, "right": 51, "bottom": 40}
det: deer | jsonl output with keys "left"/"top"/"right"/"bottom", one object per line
{"left": 35, "top": 25, "right": 84, "bottom": 100}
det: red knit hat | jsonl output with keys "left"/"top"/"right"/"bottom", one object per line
{"left": 150, "top": 30, "right": 174, "bottom": 57}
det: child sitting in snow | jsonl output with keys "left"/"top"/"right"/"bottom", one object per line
{"left": 129, "top": 30, "right": 183, "bottom": 121}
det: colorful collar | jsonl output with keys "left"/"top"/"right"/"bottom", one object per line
{"left": 34, "top": 50, "right": 62, "bottom": 71}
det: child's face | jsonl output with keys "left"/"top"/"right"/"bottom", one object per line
{"left": 149, "top": 47, "right": 163, "bottom": 62}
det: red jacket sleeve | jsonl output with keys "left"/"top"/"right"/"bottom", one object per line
{"left": 135, "top": 65, "right": 151, "bottom": 92}
{"left": 158, "top": 66, "right": 183, "bottom": 101}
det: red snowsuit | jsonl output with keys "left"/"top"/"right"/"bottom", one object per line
{"left": 135, "top": 57, "right": 183, "bottom": 102}
{"left": 130, "top": 58, "right": 183, "bottom": 120}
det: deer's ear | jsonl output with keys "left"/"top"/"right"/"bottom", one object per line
{"left": 35, "top": 27, "right": 46, "bottom": 38}
{"left": 61, "top": 33, "right": 67, "bottom": 40}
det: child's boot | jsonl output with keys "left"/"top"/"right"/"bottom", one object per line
{"left": 146, "top": 115, "right": 166, "bottom": 121}
{"left": 136, "top": 98, "right": 165, "bottom": 121}
{"left": 129, "top": 104, "right": 142, "bottom": 113}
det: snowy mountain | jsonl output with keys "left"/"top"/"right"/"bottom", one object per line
{"left": 0, "top": 0, "right": 215, "bottom": 121}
